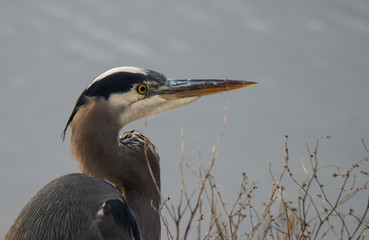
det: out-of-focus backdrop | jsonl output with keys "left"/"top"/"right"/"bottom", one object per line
{"left": 1, "top": 0, "right": 368, "bottom": 236}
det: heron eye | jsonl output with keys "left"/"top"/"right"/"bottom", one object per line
{"left": 137, "top": 84, "right": 148, "bottom": 94}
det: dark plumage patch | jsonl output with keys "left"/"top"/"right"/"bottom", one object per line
{"left": 87, "top": 72, "right": 147, "bottom": 99}
{"left": 103, "top": 199, "right": 141, "bottom": 240}
{"left": 62, "top": 88, "right": 88, "bottom": 140}
{"left": 61, "top": 68, "right": 167, "bottom": 140}
{"left": 87, "top": 70, "right": 166, "bottom": 99}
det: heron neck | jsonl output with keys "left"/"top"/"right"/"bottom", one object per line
{"left": 70, "top": 99, "right": 161, "bottom": 240}
{"left": 70, "top": 99, "right": 122, "bottom": 180}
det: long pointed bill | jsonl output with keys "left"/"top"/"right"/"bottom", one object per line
{"left": 161, "top": 79, "right": 257, "bottom": 99}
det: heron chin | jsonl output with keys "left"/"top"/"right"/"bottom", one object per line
{"left": 5, "top": 67, "right": 256, "bottom": 240}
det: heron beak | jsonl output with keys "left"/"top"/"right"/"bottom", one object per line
{"left": 160, "top": 79, "right": 257, "bottom": 99}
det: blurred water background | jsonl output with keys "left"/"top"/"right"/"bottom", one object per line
{"left": 1, "top": 0, "right": 369, "bottom": 237}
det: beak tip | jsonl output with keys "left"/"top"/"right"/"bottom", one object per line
{"left": 229, "top": 79, "right": 257, "bottom": 89}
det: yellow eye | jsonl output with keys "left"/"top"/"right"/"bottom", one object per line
{"left": 137, "top": 84, "right": 148, "bottom": 94}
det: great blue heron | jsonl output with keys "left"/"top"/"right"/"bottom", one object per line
{"left": 4, "top": 67, "right": 256, "bottom": 240}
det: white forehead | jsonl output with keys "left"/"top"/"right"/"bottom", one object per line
{"left": 91, "top": 66, "right": 148, "bottom": 85}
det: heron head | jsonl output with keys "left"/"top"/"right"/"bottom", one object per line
{"left": 62, "top": 66, "right": 256, "bottom": 138}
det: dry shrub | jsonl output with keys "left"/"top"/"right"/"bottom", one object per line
{"left": 156, "top": 134, "right": 369, "bottom": 239}
{"left": 152, "top": 99, "right": 368, "bottom": 239}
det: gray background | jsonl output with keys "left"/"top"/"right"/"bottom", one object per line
{"left": 1, "top": 0, "right": 369, "bottom": 237}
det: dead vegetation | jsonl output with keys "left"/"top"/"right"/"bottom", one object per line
{"left": 148, "top": 98, "right": 369, "bottom": 239}
{"left": 153, "top": 103, "right": 369, "bottom": 240}
{"left": 157, "top": 134, "right": 369, "bottom": 239}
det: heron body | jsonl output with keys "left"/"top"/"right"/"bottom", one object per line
{"left": 5, "top": 174, "right": 139, "bottom": 240}
{"left": 4, "top": 67, "right": 256, "bottom": 239}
